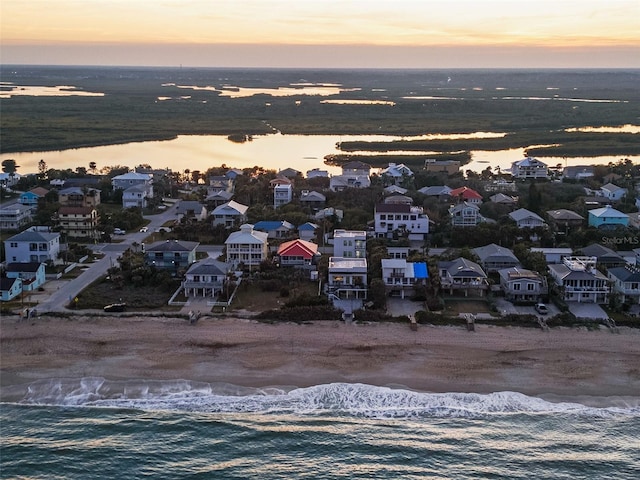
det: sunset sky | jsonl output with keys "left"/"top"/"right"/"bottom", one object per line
{"left": 1, "top": 0, "right": 638, "bottom": 68}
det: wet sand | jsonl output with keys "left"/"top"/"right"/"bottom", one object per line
{"left": 1, "top": 314, "right": 640, "bottom": 401}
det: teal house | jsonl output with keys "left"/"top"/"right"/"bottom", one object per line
{"left": 588, "top": 205, "right": 629, "bottom": 229}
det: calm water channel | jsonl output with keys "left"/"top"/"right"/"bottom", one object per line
{"left": 7, "top": 131, "right": 639, "bottom": 177}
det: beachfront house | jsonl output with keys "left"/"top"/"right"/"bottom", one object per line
{"left": 0, "top": 277, "right": 22, "bottom": 302}
{"left": 143, "top": 239, "right": 199, "bottom": 274}
{"left": 225, "top": 224, "right": 269, "bottom": 268}
{"left": 607, "top": 265, "right": 640, "bottom": 306}
{"left": 326, "top": 257, "right": 368, "bottom": 301}
{"left": 548, "top": 256, "right": 610, "bottom": 304}
{"left": 438, "top": 257, "right": 489, "bottom": 297}
{"left": 473, "top": 243, "right": 521, "bottom": 273}
{"left": 4, "top": 230, "right": 61, "bottom": 264}
{"left": 498, "top": 267, "right": 548, "bottom": 304}
{"left": 381, "top": 259, "right": 428, "bottom": 298}
{"left": 5, "top": 262, "right": 46, "bottom": 292}
{"left": 182, "top": 258, "right": 230, "bottom": 298}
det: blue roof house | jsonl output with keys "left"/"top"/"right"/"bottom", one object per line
{"left": 588, "top": 205, "right": 629, "bottom": 229}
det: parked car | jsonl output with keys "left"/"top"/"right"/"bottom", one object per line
{"left": 113, "top": 228, "right": 125, "bottom": 235}
{"left": 103, "top": 303, "right": 127, "bottom": 312}
{"left": 535, "top": 303, "right": 549, "bottom": 315}
{"left": 139, "top": 226, "right": 148, "bottom": 233}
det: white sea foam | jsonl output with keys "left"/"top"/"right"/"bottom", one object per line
{"left": 8, "top": 378, "right": 640, "bottom": 418}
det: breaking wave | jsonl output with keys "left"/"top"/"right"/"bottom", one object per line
{"left": 4, "top": 378, "right": 639, "bottom": 418}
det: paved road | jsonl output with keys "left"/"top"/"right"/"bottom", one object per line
{"left": 37, "top": 203, "right": 181, "bottom": 312}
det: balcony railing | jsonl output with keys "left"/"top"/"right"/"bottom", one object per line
{"left": 441, "top": 279, "right": 489, "bottom": 289}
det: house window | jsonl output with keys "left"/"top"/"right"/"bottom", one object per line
{"left": 513, "top": 283, "right": 521, "bottom": 290}
{"left": 193, "top": 275, "right": 200, "bottom": 282}
{"left": 527, "top": 284, "right": 535, "bottom": 291}
{"left": 10, "top": 242, "right": 17, "bottom": 248}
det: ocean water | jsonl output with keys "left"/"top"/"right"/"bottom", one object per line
{"left": 1, "top": 380, "right": 639, "bottom": 479}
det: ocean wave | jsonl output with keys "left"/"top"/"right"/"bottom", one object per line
{"left": 4, "top": 378, "right": 639, "bottom": 418}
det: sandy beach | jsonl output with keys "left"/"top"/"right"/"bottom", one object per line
{"left": 1, "top": 313, "right": 639, "bottom": 403}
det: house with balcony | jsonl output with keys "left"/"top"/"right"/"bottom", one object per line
{"left": 326, "top": 257, "right": 368, "bottom": 302}
{"left": 58, "top": 187, "right": 101, "bottom": 208}
{"left": 329, "top": 161, "right": 371, "bottom": 192}
{"left": 498, "top": 267, "right": 548, "bottom": 304}
{"left": 607, "top": 265, "right": 640, "bottom": 306}
{"left": 253, "top": 220, "right": 295, "bottom": 239}
{"left": 4, "top": 230, "right": 60, "bottom": 264}
{"left": 112, "top": 171, "right": 153, "bottom": 191}
{"left": 438, "top": 257, "right": 489, "bottom": 297}
{"left": 333, "top": 229, "right": 367, "bottom": 258}
{"left": 0, "top": 203, "right": 32, "bottom": 231}
{"left": 384, "top": 194, "right": 413, "bottom": 206}
{"left": 225, "top": 224, "right": 269, "bottom": 268}
{"left": 380, "top": 163, "right": 414, "bottom": 185}
{"left": 509, "top": 208, "right": 546, "bottom": 229}
{"left": 121, "top": 184, "right": 149, "bottom": 209}
{"left": 211, "top": 200, "right": 249, "bottom": 228}
{"left": 182, "top": 258, "right": 230, "bottom": 298}
{"left": 449, "top": 202, "right": 482, "bottom": 228}
{"left": 381, "top": 259, "right": 428, "bottom": 298}
{"left": 374, "top": 203, "right": 429, "bottom": 241}
{"left": 588, "top": 205, "right": 629, "bottom": 229}
{"left": 510, "top": 157, "right": 548, "bottom": 179}
{"left": 578, "top": 243, "right": 626, "bottom": 268}
{"left": 208, "top": 176, "right": 234, "bottom": 194}
{"left": 5, "top": 262, "right": 46, "bottom": 292}
{"left": 205, "top": 189, "right": 234, "bottom": 208}
{"left": 56, "top": 206, "right": 100, "bottom": 239}
{"left": 0, "top": 277, "right": 22, "bottom": 302}
{"left": 548, "top": 256, "right": 610, "bottom": 304}
{"left": 387, "top": 246, "right": 410, "bottom": 260}
{"left": 473, "top": 243, "right": 521, "bottom": 273}
{"left": 143, "top": 239, "right": 199, "bottom": 274}
{"left": 19, "top": 187, "right": 49, "bottom": 208}
{"left": 274, "top": 183, "right": 293, "bottom": 208}
{"left": 277, "top": 239, "right": 320, "bottom": 267}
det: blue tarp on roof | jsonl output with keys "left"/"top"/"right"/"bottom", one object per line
{"left": 413, "top": 262, "right": 428, "bottom": 279}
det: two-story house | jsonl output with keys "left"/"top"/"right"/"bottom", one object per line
{"left": 607, "top": 265, "right": 640, "bottom": 306}
{"left": 438, "top": 257, "right": 489, "bottom": 297}
{"left": 381, "top": 259, "right": 428, "bottom": 298}
{"left": 5, "top": 262, "right": 46, "bottom": 292}
{"left": 450, "top": 186, "right": 483, "bottom": 205}
{"left": 274, "top": 183, "right": 293, "bottom": 208}
{"left": 599, "top": 183, "right": 627, "bottom": 202}
{"left": 374, "top": 203, "right": 429, "bottom": 241}
{"left": 276, "top": 239, "right": 320, "bottom": 267}
{"left": 298, "top": 222, "right": 319, "bottom": 243}
{"left": 4, "top": 230, "right": 61, "bottom": 263}
{"left": 56, "top": 206, "right": 100, "bottom": 239}
{"left": 0, "top": 203, "right": 32, "bottom": 231}
{"left": 418, "top": 185, "right": 452, "bottom": 202}
{"left": 333, "top": 229, "right": 367, "bottom": 258}
{"left": 449, "top": 202, "right": 482, "bottom": 227}
{"left": 182, "top": 258, "right": 230, "bottom": 298}
{"left": 211, "top": 200, "right": 249, "bottom": 228}
{"left": 143, "top": 239, "right": 199, "bottom": 274}
{"left": 548, "top": 256, "right": 610, "bottom": 304}
{"left": 299, "top": 190, "right": 326, "bottom": 211}
{"left": 473, "top": 243, "right": 520, "bottom": 273}
{"left": 326, "top": 257, "right": 368, "bottom": 301}
{"left": 112, "top": 172, "right": 153, "bottom": 208}
{"left": 579, "top": 244, "right": 626, "bottom": 268}
{"left": 19, "top": 187, "right": 49, "bottom": 208}
{"left": 253, "top": 220, "right": 295, "bottom": 240}
{"left": 380, "top": 163, "right": 414, "bottom": 185}
{"left": 176, "top": 201, "right": 208, "bottom": 221}
{"left": 498, "top": 267, "right": 548, "bottom": 304}
{"left": 329, "top": 161, "right": 371, "bottom": 192}
{"left": 58, "top": 187, "right": 101, "bottom": 208}
{"left": 588, "top": 205, "right": 629, "bottom": 229}
{"left": 546, "top": 209, "right": 584, "bottom": 230}
{"left": 225, "top": 224, "right": 269, "bottom": 268}
{"left": 510, "top": 157, "right": 549, "bottom": 179}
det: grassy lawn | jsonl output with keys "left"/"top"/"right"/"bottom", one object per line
{"left": 442, "top": 298, "right": 492, "bottom": 315}
{"left": 74, "top": 277, "right": 182, "bottom": 311}
{"left": 230, "top": 279, "right": 320, "bottom": 313}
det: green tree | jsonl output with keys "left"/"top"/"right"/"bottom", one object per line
{"left": 38, "top": 159, "right": 47, "bottom": 181}
{"left": 1, "top": 159, "right": 19, "bottom": 183}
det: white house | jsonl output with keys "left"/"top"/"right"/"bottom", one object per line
{"left": 510, "top": 157, "right": 548, "bottom": 179}
{"left": 509, "top": 208, "right": 546, "bottom": 229}
{"left": 326, "top": 257, "right": 368, "bottom": 301}
{"left": 182, "top": 258, "right": 230, "bottom": 298}
{"left": 381, "top": 259, "right": 428, "bottom": 298}
{"left": 274, "top": 183, "right": 293, "bottom": 208}
{"left": 374, "top": 203, "right": 429, "bottom": 240}
{"left": 5, "top": 262, "right": 47, "bottom": 292}
{"left": 306, "top": 168, "right": 329, "bottom": 178}
{"left": 225, "top": 224, "right": 269, "bottom": 267}
{"left": 498, "top": 267, "right": 548, "bottom": 304}
{"left": 333, "top": 229, "right": 367, "bottom": 258}
{"left": 112, "top": 171, "right": 153, "bottom": 190}
{"left": 449, "top": 202, "right": 482, "bottom": 228}
{"left": 4, "top": 230, "right": 61, "bottom": 263}
{"left": 548, "top": 256, "right": 610, "bottom": 304}
{"left": 438, "top": 258, "right": 489, "bottom": 297}
{"left": 122, "top": 184, "right": 150, "bottom": 208}
{"left": 607, "top": 265, "right": 640, "bottom": 306}
{"left": 212, "top": 200, "right": 249, "bottom": 228}
{"left": 599, "top": 183, "right": 627, "bottom": 201}
{"left": 112, "top": 172, "right": 153, "bottom": 206}
{"left": 329, "top": 161, "right": 372, "bottom": 192}
{"left": 380, "top": 163, "right": 414, "bottom": 184}
{"left": 176, "top": 201, "right": 208, "bottom": 221}
{"left": 0, "top": 203, "right": 32, "bottom": 231}
{"left": 473, "top": 243, "right": 521, "bottom": 273}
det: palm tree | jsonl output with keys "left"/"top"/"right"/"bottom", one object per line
{"left": 1, "top": 159, "right": 19, "bottom": 185}
{"left": 89, "top": 162, "right": 97, "bottom": 174}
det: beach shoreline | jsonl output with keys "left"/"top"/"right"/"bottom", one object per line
{"left": 2, "top": 314, "right": 639, "bottom": 404}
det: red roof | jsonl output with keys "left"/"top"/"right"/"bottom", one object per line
{"left": 277, "top": 239, "right": 318, "bottom": 259}
{"left": 450, "top": 186, "right": 482, "bottom": 200}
